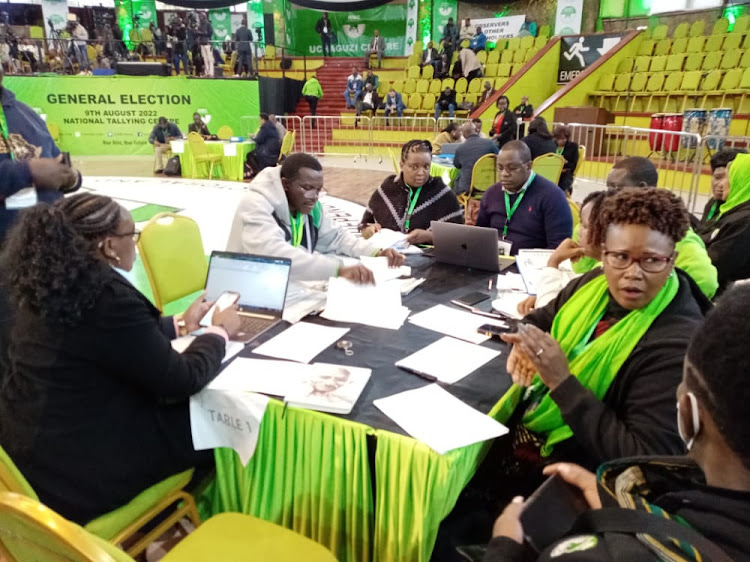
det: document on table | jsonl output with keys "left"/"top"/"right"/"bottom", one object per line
{"left": 171, "top": 335, "right": 245, "bottom": 363}
{"left": 360, "top": 255, "right": 412, "bottom": 283}
{"left": 252, "top": 322, "right": 350, "bottom": 363}
{"left": 496, "top": 272, "right": 527, "bottom": 292}
{"left": 491, "top": 292, "right": 529, "bottom": 320}
{"left": 321, "top": 276, "right": 410, "bottom": 330}
{"left": 283, "top": 281, "right": 327, "bottom": 324}
{"left": 516, "top": 249, "right": 555, "bottom": 295}
{"left": 408, "top": 304, "right": 506, "bottom": 344}
{"left": 373, "top": 384, "right": 509, "bottom": 454}
{"left": 367, "top": 228, "right": 423, "bottom": 254}
{"left": 396, "top": 336, "right": 501, "bottom": 384}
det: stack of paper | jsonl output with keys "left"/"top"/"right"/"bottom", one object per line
{"left": 367, "top": 228, "right": 423, "bottom": 254}
{"left": 409, "top": 304, "right": 507, "bottom": 344}
{"left": 396, "top": 336, "right": 501, "bottom": 384}
{"left": 171, "top": 335, "right": 245, "bottom": 364}
{"left": 283, "top": 281, "right": 328, "bottom": 324}
{"left": 373, "top": 384, "right": 509, "bottom": 454}
{"left": 491, "top": 293, "right": 529, "bottom": 320}
{"left": 360, "top": 255, "right": 412, "bottom": 283}
{"left": 496, "top": 272, "right": 527, "bottom": 292}
{"left": 321, "top": 276, "right": 410, "bottom": 330}
{"left": 252, "top": 322, "right": 349, "bottom": 363}
{"left": 516, "top": 249, "right": 555, "bottom": 295}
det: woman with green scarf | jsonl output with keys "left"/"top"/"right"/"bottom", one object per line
{"left": 698, "top": 152, "right": 750, "bottom": 296}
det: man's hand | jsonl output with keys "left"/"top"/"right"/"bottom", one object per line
{"left": 405, "top": 228, "right": 433, "bottom": 245}
{"left": 377, "top": 248, "right": 405, "bottom": 267}
{"left": 182, "top": 291, "right": 211, "bottom": 333}
{"left": 212, "top": 303, "right": 241, "bottom": 338}
{"left": 360, "top": 223, "right": 381, "bottom": 239}
{"left": 338, "top": 264, "right": 375, "bottom": 285}
{"left": 517, "top": 295, "right": 537, "bottom": 316}
{"left": 28, "top": 156, "right": 78, "bottom": 190}
{"left": 543, "top": 464, "right": 601, "bottom": 509}
{"left": 491, "top": 496, "right": 525, "bottom": 542}
{"left": 548, "top": 238, "right": 585, "bottom": 269}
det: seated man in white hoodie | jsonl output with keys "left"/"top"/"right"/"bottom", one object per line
{"left": 226, "top": 152, "right": 404, "bottom": 284}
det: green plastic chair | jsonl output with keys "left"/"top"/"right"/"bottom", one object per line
{"left": 0, "top": 446, "right": 198, "bottom": 559}
{"left": 672, "top": 22, "right": 689, "bottom": 40}
{"left": 137, "top": 213, "right": 208, "bottom": 311}
{"left": 0, "top": 492, "right": 338, "bottom": 562}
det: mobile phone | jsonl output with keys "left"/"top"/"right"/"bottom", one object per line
{"left": 199, "top": 291, "right": 240, "bottom": 327}
{"left": 477, "top": 323, "right": 512, "bottom": 337}
{"left": 519, "top": 474, "right": 589, "bottom": 553}
{"left": 453, "top": 291, "right": 489, "bottom": 307}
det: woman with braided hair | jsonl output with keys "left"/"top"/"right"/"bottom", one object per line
{"left": 0, "top": 193, "right": 240, "bottom": 524}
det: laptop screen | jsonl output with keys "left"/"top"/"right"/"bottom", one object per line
{"left": 205, "top": 252, "right": 291, "bottom": 315}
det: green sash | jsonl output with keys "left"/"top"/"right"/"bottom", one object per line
{"left": 720, "top": 153, "right": 750, "bottom": 217}
{"left": 509, "top": 273, "right": 679, "bottom": 456}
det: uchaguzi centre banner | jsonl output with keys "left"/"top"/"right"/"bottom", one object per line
{"left": 6, "top": 75, "right": 260, "bottom": 156}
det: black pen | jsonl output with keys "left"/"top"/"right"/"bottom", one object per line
{"left": 397, "top": 365, "right": 438, "bottom": 383}
{"left": 451, "top": 300, "right": 509, "bottom": 323}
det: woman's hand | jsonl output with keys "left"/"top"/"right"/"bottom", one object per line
{"left": 360, "top": 223, "right": 381, "bottom": 239}
{"left": 543, "top": 463, "right": 601, "bottom": 509}
{"left": 212, "top": 304, "right": 241, "bottom": 339}
{"left": 502, "top": 324, "right": 571, "bottom": 391}
{"left": 548, "top": 238, "right": 585, "bottom": 268}
{"left": 405, "top": 228, "right": 433, "bottom": 245}
{"left": 182, "top": 291, "right": 211, "bottom": 333}
{"left": 491, "top": 496, "right": 525, "bottom": 542}
{"left": 517, "top": 295, "right": 537, "bottom": 316}
{"left": 501, "top": 339, "right": 538, "bottom": 387}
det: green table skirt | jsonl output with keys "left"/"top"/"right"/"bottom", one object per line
{"left": 199, "top": 391, "right": 519, "bottom": 562}
{"left": 430, "top": 162, "right": 460, "bottom": 188}
{"left": 172, "top": 141, "right": 254, "bottom": 182}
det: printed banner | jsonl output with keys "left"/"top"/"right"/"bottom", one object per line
{"left": 405, "top": 0, "right": 418, "bottom": 55}
{"left": 209, "top": 8, "right": 232, "bottom": 42}
{"left": 286, "top": 5, "right": 408, "bottom": 57}
{"left": 431, "top": 0, "right": 457, "bottom": 45}
{"left": 40, "top": 0, "right": 69, "bottom": 36}
{"left": 5, "top": 75, "right": 260, "bottom": 156}
{"left": 558, "top": 32, "right": 625, "bottom": 83}
{"left": 115, "top": 0, "right": 157, "bottom": 49}
{"left": 469, "top": 15, "right": 526, "bottom": 43}
{"left": 555, "top": 0, "right": 584, "bottom": 36}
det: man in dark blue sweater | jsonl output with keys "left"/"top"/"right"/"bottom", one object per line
{"left": 476, "top": 141, "right": 572, "bottom": 254}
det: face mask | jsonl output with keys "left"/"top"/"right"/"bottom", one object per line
{"left": 676, "top": 391, "right": 701, "bottom": 451}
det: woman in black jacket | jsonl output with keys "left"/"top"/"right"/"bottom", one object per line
{"left": 521, "top": 116, "right": 556, "bottom": 160}
{"left": 0, "top": 193, "right": 240, "bottom": 524}
{"left": 489, "top": 95, "right": 516, "bottom": 149}
{"left": 552, "top": 124, "right": 579, "bottom": 193}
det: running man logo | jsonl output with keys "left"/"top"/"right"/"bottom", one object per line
{"left": 562, "top": 37, "right": 589, "bottom": 67}
{"left": 343, "top": 24, "right": 365, "bottom": 39}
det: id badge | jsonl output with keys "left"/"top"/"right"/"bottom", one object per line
{"left": 498, "top": 239, "right": 513, "bottom": 256}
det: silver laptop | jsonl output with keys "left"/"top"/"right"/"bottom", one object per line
{"left": 438, "top": 143, "right": 461, "bottom": 155}
{"left": 205, "top": 251, "right": 292, "bottom": 342}
{"left": 431, "top": 221, "right": 515, "bottom": 272}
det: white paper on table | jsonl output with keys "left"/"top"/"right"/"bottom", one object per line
{"left": 170, "top": 140, "right": 185, "bottom": 154}
{"left": 171, "top": 335, "right": 245, "bottom": 364}
{"left": 491, "top": 293, "right": 530, "bottom": 320}
{"left": 396, "top": 336, "right": 501, "bottom": 384}
{"left": 208, "top": 357, "right": 306, "bottom": 395}
{"left": 496, "top": 272, "right": 527, "bottom": 292}
{"left": 252, "top": 322, "right": 349, "bottom": 363}
{"left": 373, "top": 384, "right": 508, "bottom": 454}
{"left": 4, "top": 187, "right": 38, "bottom": 210}
{"left": 408, "top": 304, "right": 507, "bottom": 344}
{"left": 516, "top": 249, "right": 555, "bottom": 295}
{"left": 283, "top": 281, "right": 328, "bottom": 324}
{"left": 189, "top": 388, "right": 269, "bottom": 465}
{"left": 366, "top": 228, "right": 423, "bottom": 254}
{"left": 223, "top": 142, "right": 238, "bottom": 157}
{"left": 321, "top": 276, "right": 410, "bottom": 330}
{"left": 360, "top": 255, "right": 412, "bottom": 283}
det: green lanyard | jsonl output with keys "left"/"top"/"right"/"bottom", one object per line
{"left": 706, "top": 201, "right": 720, "bottom": 222}
{"left": 403, "top": 185, "right": 423, "bottom": 232}
{"left": 290, "top": 211, "right": 304, "bottom": 247}
{"left": 555, "top": 147, "right": 564, "bottom": 155}
{"left": 502, "top": 172, "right": 535, "bottom": 239}
{"left": 0, "top": 106, "right": 15, "bottom": 161}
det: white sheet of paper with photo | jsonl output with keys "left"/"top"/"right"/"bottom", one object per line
{"left": 321, "top": 276, "right": 410, "bottom": 330}
{"left": 284, "top": 363, "right": 371, "bottom": 415}
{"left": 408, "top": 304, "right": 506, "bottom": 344}
{"left": 366, "top": 228, "right": 423, "bottom": 254}
{"left": 396, "top": 336, "right": 501, "bottom": 384}
{"left": 171, "top": 335, "right": 245, "bottom": 364}
{"left": 491, "top": 292, "right": 529, "bottom": 320}
{"left": 359, "top": 255, "right": 412, "bottom": 283}
{"left": 373, "top": 384, "right": 509, "bottom": 454}
{"left": 189, "top": 388, "right": 269, "bottom": 465}
{"left": 252, "top": 322, "right": 350, "bottom": 363}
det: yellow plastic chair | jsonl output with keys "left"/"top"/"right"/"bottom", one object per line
{"left": 719, "top": 68, "right": 743, "bottom": 108}
{"left": 520, "top": 35, "right": 534, "bottom": 50}
{"left": 704, "top": 34, "right": 723, "bottom": 52}
{"left": 574, "top": 145, "right": 585, "bottom": 176}
{"left": 650, "top": 55, "right": 667, "bottom": 72}
{"left": 278, "top": 130, "right": 295, "bottom": 163}
{"left": 538, "top": 25, "right": 550, "bottom": 39}
{"left": 712, "top": 18, "right": 729, "bottom": 35}
{"left": 684, "top": 53, "right": 704, "bottom": 72}
{"left": 686, "top": 36, "right": 705, "bottom": 54}
{"left": 689, "top": 20, "right": 704, "bottom": 37}
{"left": 391, "top": 79, "right": 404, "bottom": 93}
{"left": 567, "top": 197, "right": 581, "bottom": 229}
{"left": 416, "top": 79, "right": 429, "bottom": 94}
{"left": 0, "top": 446, "right": 198, "bottom": 559}
{"left": 672, "top": 22, "right": 689, "bottom": 40}
{"left": 511, "top": 62, "right": 524, "bottom": 75}
{"left": 216, "top": 125, "right": 233, "bottom": 140}
{"left": 701, "top": 51, "right": 721, "bottom": 71}
{"left": 651, "top": 24, "right": 668, "bottom": 41}
{"left": 653, "top": 38, "right": 671, "bottom": 56}
{"left": 187, "top": 132, "right": 223, "bottom": 179}
{"left": 616, "top": 58, "right": 634, "bottom": 73}
{"left": 665, "top": 53, "right": 686, "bottom": 72}
{"left": 533, "top": 35, "right": 546, "bottom": 49}
{"left": 721, "top": 49, "right": 742, "bottom": 70}
{"left": 485, "top": 64, "right": 498, "bottom": 77}
{"left": 497, "top": 62, "right": 511, "bottom": 77}
{"left": 477, "top": 50, "right": 487, "bottom": 65}
{"left": 422, "top": 64, "right": 434, "bottom": 80}
{"left": 403, "top": 78, "right": 417, "bottom": 94}
{"left": 407, "top": 65, "right": 421, "bottom": 80}
{"left": 733, "top": 14, "right": 750, "bottom": 34}
{"left": 512, "top": 48, "right": 527, "bottom": 64}
{"left": 454, "top": 77, "right": 468, "bottom": 94}
{"left": 500, "top": 49, "right": 513, "bottom": 64}
{"left": 137, "top": 213, "right": 208, "bottom": 311}
{"left": 441, "top": 77, "right": 454, "bottom": 90}
{"left": 467, "top": 153, "right": 496, "bottom": 200}
{"left": 671, "top": 37, "right": 688, "bottom": 54}
{"left": 494, "top": 77, "right": 506, "bottom": 90}
{"left": 643, "top": 72, "right": 666, "bottom": 111}
{"left": 634, "top": 55, "right": 650, "bottom": 73}
{"left": 723, "top": 33, "right": 742, "bottom": 52}
{"left": 0, "top": 492, "right": 338, "bottom": 562}
{"left": 507, "top": 37, "right": 521, "bottom": 51}
{"left": 737, "top": 49, "right": 750, "bottom": 69}
{"left": 46, "top": 122, "right": 61, "bottom": 144}
{"left": 725, "top": 68, "right": 750, "bottom": 112}
{"left": 429, "top": 79, "right": 442, "bottom": 94}
{"left": 404, "top": 92, "right": 422, "bottom": 118}
{"left": 389, "top": 147, "right": 400, "bottom": 174}
{"left": 467, "top": 79, "right": 481, "bottom": 95}
{"left": 637, "top": 39, "right": 655, "bottom": 56}
{"left": 486, "top": 50, "right": 500, "bottom": 65}
{"left": 532, "top": 153, "right": 565, "bottom": 185}
{"left": 524, "top": 47, "right": 538, "bottom": 62}
{"left": 418, "top": 93, "right": 436, "bottom": 117}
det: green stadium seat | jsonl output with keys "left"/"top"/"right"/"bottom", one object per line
{"left": 651, "top": 24, "right": 668, "bottom": 41}
{"left": 701, "top": 51, "right": 722, "bottom": 71}
{"left": 654, "top": 38, "right": 672, "bottom": 56}
{"left": 672, "top": 22, "right": 689, "bottom": 39}
{"left": 665, "top": 53, "right": 686, "bottom": 72}
{"left": 671, "top": 37, "right": 688, "bottom": 54}
{"left": 721, "top": 49, "right": 742, "bottom": 70}
{"left": 689, "top": 20, "right": 705, "bottom": 37}
{"left": 722, "top": 33, "right": 742, "bottom": 51}
{"left": 500, "top": 50, "right": 513, "bottom": 64}
{"left": 617, "top": 58, "right": 634, "bottom": 73}
{"left": 686, "top": 36, "right": 705, "bottom": 54}
{"left": 684, "top": 53, "right": 704, "bottom": 72}
{"left": 638, "top": 39, "right": 655, "bottom": 56}
{"left": 650, "top": 55, "right": 667, "bottom": 72}
{"left": 712, "top": 18, "right": 729, "bottom": 35}
{"left": 634, "top": 55, "right": 651, "bottom": 72}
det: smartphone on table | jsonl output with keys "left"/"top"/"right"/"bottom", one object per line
{"left": 199, "top": 291, "right": 240, "bottom": 327}
{"left": 452, "top": 291, "right": 490, "bottom": 307}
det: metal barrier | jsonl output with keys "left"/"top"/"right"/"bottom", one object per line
{"left": 566, "top": 123, "right": 703, "bottom": 212}
{"left": 276, "top": 115, "right": 303, "bottom": 152}
{"left": 301, "top": 115, "right": 374, "bottom": 159}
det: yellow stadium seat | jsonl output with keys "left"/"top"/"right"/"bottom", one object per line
{"left": 642, "top": 72, "right": 666, "bottom": 112}
{"left": 422, "top": 64, "right": 434, "bottom": 80}
{"left": 718, "top": 68, "right": 743, "bottom": 109}
{"left": 520, "top": 35, "right": 534, "bottom": 50}
{"left": 665, "top": 53, "right": 686, "bottom": 72}
{"left": 712, "top": 18, "right": 729, "bottom": 35}
{"left": 477, "top": 50, "right": 487, "bottom": 64}
{"left": 467, "top": 153, "right": 497, "bottom": 200}
{"left": 704, "top": 34, "right": 723, "bottom": 52}
{"left": 497, "top": 62, "right": 511, "bottom": 77}
{"left": 511, "top": 62, "right": 524, "bottom": 75}
{"left": 671, "top": 37, "right": 688, "bottom": 54}
{"left": 403, "top": 78, "right": 417, "bottom": 94}
{"left": 651, "top": 25, "right": 668, "bottom": 41}
{"left": 441, "top": 77, "right": 454, "bottom": 90}
{"left": 377, "top": 80, "right": 390, "bottom": 96}
{"left": 429, "top": 79, "right": 441, "bottom": 94}
{"left": 732, "top": 14, "right": 750, "bottom": 35}
{"left": 459, "top": 39, "right": 469, "bottom": 48}
{"left": 407, "top": 65, "right": 421, "bottom": 80}
{"left": 684, "top": 53, "right": 704, "bottom": 72}
{"left": 638, "top": 39, "right": 655, "bottom": 56}
{"left": 634, "top": 56, "right": 650, "bottom": 72}
{"left": 699, "top": 69, "right": 722, "bottom": 107}
{"left": 494, "top": 77, "right": 506, "bottom": 90}
{"left": 532, "top": 153, "right": 564, "bottom": 184}
{"left": 538, "top": 24, "right": 550, "bottom": 39}
{"left": 404, "top": 92, "right": 421, "bottom": 117}
{"left": 744, "top": 34, "right": 750, "bottom": 49}
{"left": 627, "top": 72, "right": 648, "bottom": 110}
{"left": 688, "top": 20, "right": 704, "bottom": 37}
{"left": 655, "top": 71, "right": 684, "bottom": 112}
{"left": 533, "top": 36, "right": 546, "bottom": 49}
{"left": 486, "top": 50, "right": 500, "bottom": 65}
{"left": 653, "top": 38, "right": 671, "bottom": 56}
{"left": 524, "top": 47, "right": 538, "bottom": 62}
{"left": 686, "top": 36, "right": 705, "bottom": 54}
{"left": 507, "top": 37, "right": 521, "bottom": 51}
{"left": 391, "top": 79, "right": 404, "bottom": 93}
{"left": 617, "top": 58, "right": 634, "bottom": 73}
{"left": 454, "top": 77, "right": 467, "bottom": 93}
{"left": 701, "top": 51, "right": 722, "bottom": 71}
{"left": 512, "top": 49, "right": 527, "bottom": 64}
{"left": 739, "top": 49, "right": 750, "bottom": 69}
{"left": 412, "top": 41, "right": 423, "bottom": 55}
{"left": 650, "top": 55, "right": 667, "bottom": 72}
{"left": 416, "top": 79, "right": 428, "bottom": 94}
{"left": 485, "top": 64, "right": 498, "bottom": 77}
{"left": 722, "top": 33, "right": 742, "bottom": 51}
{"left": 590, "top": 73, "right": 615, "bottom": 107}
{"left": 500, "top": 50, "right": 513, "bottom": 64}
{"left": 724, "top": 68, "right": 750, "bottom": 112}
{"left": 672, "top": 22, "right": 689, "bottom": 40}
{"left": 418, "top": 93, "right": 436, "bottom": 117}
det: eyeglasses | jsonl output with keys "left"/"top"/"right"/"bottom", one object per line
{"left": 113, "top": 230, "right": 141, "bottom": 243}
{"left": 602, "top": 250, "right": 673, "bottom": 273}
{"left": 496, "top": 163, "right": 529, "bottom": 174}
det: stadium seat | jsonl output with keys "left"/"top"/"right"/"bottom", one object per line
{"left": 650, "top": 55, "right": 667, "bottom": 72}
{"left": 422, "top": 64, "right": 434, "bottom": 80}
{"left": 429, "top": 79, "right": 441, "bottom": 94}
{"left": 485, "top": 64, "right": 498, "bottom": 77}
{"left": 654, "top": 38, "right": 672, "bottom": 56}
{"left": 477, "top": 50, "right": 487, "bottom": 65}
{"left": 486, "top": 50, "right": 500, "bottom": 65}
{"left": 676, "top": 70, "right": 703, "bottom": 111}
{"left": 739, "top": 49, "right": 750, "bottom": 69}
{"left": 500, "top": 50, "right": 513, "bottom": 64}
{"left": 412, "top": 41, "right": 423, "bottom": 55}
{"left": 698, "top": 69, "right": 722, "bottom": 107}
{"left": 704, "top": 34, "right": 724, "bottom": 52}
{"left": 712, "top": 18, "right": 729, "bottom": 35}
{"left": 655, "top": 71, "right": 684, "bottom": 112}
{"left": 533, "top": 36, "right": 546, "bottom": 49}
{"left": 494, "top": 77, "right": 506, "bottom": 90}
{"left": 524, "top": 47, "right": 538, "bottom": 61}
{"left": 512, "top": 49, "right": 527, "bottom": 63}
{"left": 416, "top": 79, "right": 428, "bottom": 94}
{"left": 441, "top": 78, "right": 454, "bottom": 90}
{"left": 671, "top": 37, "right": 688, "bottom": 54}
{"left": 418, "top": 93, "right": 435, "bottom": 117}
{"left": 404, "top": 93, "right": 421, "bottom": 117}
{"left": 497, "top": 62, "right": 511, "bottom": 77}
{"left": 718, "top": 68, "right": 743, "bottom": 109}
{"left": 616, "top": 58, "right": 634, "bottom": 73}
{"left": 701, "top": 51, "right": 722, "bottom": 71}
{"left": 733, "top": 14, "right": 750, "bottom": 35}
{"left": 689, "top": 20, "right": 705, "bottom": 37}
{"left": 459, "top": 39, "right": 469, "bottom": 48}
{"left": 520, "top": 35, "right": 534, "bottom": 50}
{"left": 467, "top": 78, "right": 481, "bottom": 95}
{"left": 651, "top": 24, "right": 668, "bottom": 41}
{"left": 403, "top": 79, "right": 417, "bottom": 94}
{"left": 720, "top": 49, "right": 742, "bottom": 70}
{"left": 637, "top": 39, "right": 655, "bottom": 56}
{"left": 511, "top": 62, "right": 524, "bottom": 75}
{"left": 538, "top": 24, "right": 550, "bottom": 39}
{"left": 507, "top": 37, "right": 521, "bottom": 51}
{"left": 665, "top": 53, "right": 686, "bottom": 72}
{"left": 590, "top": 73, "right": 615, "bottom": 107}
{"left": 722, "top": 33, "right": 742, "bottom": 51}
{"left": 744, "top": 34, "right": 750, "bottom": 49}
{"left": 627, "top": 72, "right": 648, "bottom": 111}
{"left": 672, "top": 22, "right": 689, "bottom": 40}
{"left": 407, "top": 53, "right": 420, "bottom": 67}
{"left": 391, "top": 79, "right": 403, "bottom": 94}
{"left": 686, "top": 36, "right": 705, "bottom": 54}
{"left": 684, "top": 53, "right": 704, "bottom": 72}
{"left": 455, "top": 77, "right": 468, "bottom": 94}
{"left": 634, "top": 55, "right": 651, "bottom": 72}
{"left": 642, "top": 72, "right": 666, "bottom": 112}
{"left": 407, "top": 65, "right": 420, "bottom": 80}
{"left": 604, "top": 73, "right": 632, "bottom": 111}
{"left": 725, "top": 67, "right": 750, "bottom": 113}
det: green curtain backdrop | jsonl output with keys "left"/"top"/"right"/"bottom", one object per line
{"left": 286, "top": 4, "right": 408, "bottom": 57}
{"left": 6, "top": 76, "right": 260, "bottom": 156}
{"left": 115, "top": 0, "right": 157, "bottom": 49}
{"left": 431, "top": 0, "right": 457, "bottom": 44}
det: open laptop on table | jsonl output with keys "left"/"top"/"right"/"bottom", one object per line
{"left": 438, "top": 143, "right": 461, "bottom": 156}
{"left": 430, "top": 221, "right": 515, "bottom": 273}
{"left": 204, "top": 251, "right": 292, "bottom": 343}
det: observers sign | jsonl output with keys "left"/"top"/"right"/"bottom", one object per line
{"left": 468, "top": 15, "right": 526, "bottom": 43}
{"left": 5, "top": 76, "right": 260, "bottom": 156}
